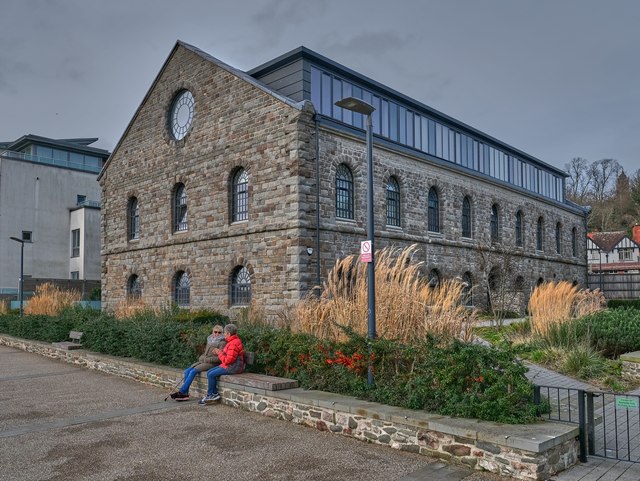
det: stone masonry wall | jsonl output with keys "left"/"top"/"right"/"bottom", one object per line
{"left": 100, "top": 44, "right": 316, "bottom": 317}
{"left": 311, "top": 128, "right": 588, "bottom": 311}
{"left": 0, "top": 334, "right": 579, "bottom": 481}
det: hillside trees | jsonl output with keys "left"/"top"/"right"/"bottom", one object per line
{"left": 564, "top": 157, "right": 639, "bottom": 231}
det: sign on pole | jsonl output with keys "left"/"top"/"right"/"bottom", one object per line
{"left": 360, "top": 240, "right": 372, "bottom": 263}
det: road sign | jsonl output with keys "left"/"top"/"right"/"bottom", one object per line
{"left": 360, "top": 240, "right": 372, "bottom": 263}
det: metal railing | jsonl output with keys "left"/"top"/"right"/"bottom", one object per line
{"left": 535, "top": 384, "right": 640, "bottom": 463}
{"left": 0, "top": 149, "right": 102, "bottom": 174}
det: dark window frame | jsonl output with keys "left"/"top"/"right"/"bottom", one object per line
{"left": 71, "top": 228, "right": 80, "bottom": 257}
{"left": 232, "top": 168, "right": 249, "bottom": 222}
{"left": 490, "top": 204, "right": 500, "bottom": 244}
{"left": 128, "top": 197, "right": 140, "bottom": 240}
{"left": 128, "top": 274, "right": 142, "bottom": 300}
{"left": 461, "top": 196, "right": 472, "bottom": 238}
{"left": 173, "top": 184, "right": 188, "bottom": 232}
{"left": 386, "top": 177, "right": 401, "bottom": 227}
{"left": 536, "top": 217, "right": 544, "bottom": 251}
{"left": 336, "top": 164, "right": 354, "bottom": 220}
{"left": 515, "top": 210, "right": 524, "bottom": 247}
{"left": 555, "top": 222, "right": 562, "bottom": 254}
{"left": 427, "top": 187, "right": 440, "bottom": 233}
{"left": 231, "top": 266, "right": 252, "bottom": 306}
{"left": 173, "top": 271, "right": 190, "bottom": 307}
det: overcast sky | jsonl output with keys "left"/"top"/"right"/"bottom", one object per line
{"left": 1, "top": 0, "right": 638, "bottom": 175}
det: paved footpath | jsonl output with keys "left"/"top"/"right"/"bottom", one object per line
{"left": 0, "top": 346, "right": 506, "bottom": 481}
{"left": 523, "top": 361, "right": 640, "bottom": 481}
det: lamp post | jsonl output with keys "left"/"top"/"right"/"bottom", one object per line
{"left": 335, "top": 96, "right": 376, "bottom": 386}
{"left": 9, "top": 236, "right": 26, "bottom": 317}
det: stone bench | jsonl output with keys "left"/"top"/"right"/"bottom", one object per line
{"left": 220, "top": 372, "right": 298, "bottom": 391}
{"left": 193, "top": 351, "right": 299, "bottom": 392}
{"left": 52, "top": 330, "right": 84, "bottom": 350}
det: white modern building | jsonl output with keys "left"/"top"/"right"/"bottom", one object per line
{"left": 0, "top": 135, "right": 109, "bottom": 297}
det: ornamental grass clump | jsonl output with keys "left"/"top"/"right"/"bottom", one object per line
{"left": 113, "top": 297, "right": 159, "bottom": 319}
{"left": 24, "top": 283, "right": 81, "bottom": 316}
{"left": 529, "top": 281, "right": 606, "bottom": 337}
{"left": 290, "top": 244, "right": 476, "bottom": 343}
{"left": 0, "top": 300, "right": 8, "bottom": 315}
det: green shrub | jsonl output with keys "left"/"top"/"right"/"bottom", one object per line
{"left": 0, "top": 312, "right": 542, "bottom": 423}
{"left": 576, "top": 308, "right": 640, "bottom": 357}
{"left": 608, "top": 300, "right": 640, "bottom": 310}
{"left": 240, "top": 325, "right": 542, "bottom": 424}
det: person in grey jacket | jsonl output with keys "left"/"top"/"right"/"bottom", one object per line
{"left": 170, "top": 325, "right": 226, "bottom": 401}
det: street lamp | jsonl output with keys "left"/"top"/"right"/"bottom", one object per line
{"left": 335, "top": 96, "right": 376, "bottom": 386}
{"left": 9, "top": 236, "right": 26, "bottom": 317}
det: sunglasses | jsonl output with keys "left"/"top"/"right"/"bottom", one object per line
{"left": 213, "top": 330, "right": 222, "bottom": 334}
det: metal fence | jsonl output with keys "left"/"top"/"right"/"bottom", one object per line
{"left": 587, "top": 273, "right": 640, "bottom": 299}
{"left": 535, "top": 385, "right": 640, "bottom": 462}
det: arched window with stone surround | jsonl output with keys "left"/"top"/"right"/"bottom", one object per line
{"left": 174, "top": 271, "right": 190, "bottom": 306}
{"left": 335, "top": 164, "right": 354, "bottom": 220}
{"left": 173, "top": 183, "right": 188, "bottom": 232}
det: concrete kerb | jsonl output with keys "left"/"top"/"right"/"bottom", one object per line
{"left": 0, "top": 334, "right": 580, "bottom": 480}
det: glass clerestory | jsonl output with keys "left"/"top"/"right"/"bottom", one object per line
{"left": 310, "top": 66, "right": 564, "bottom": 203}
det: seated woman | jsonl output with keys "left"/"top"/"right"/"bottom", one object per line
{"left": 199, "top": 323, "right": 244, "bottom": 405}
{"left": 170, "top": 324, "right": 226, "bottom": 401}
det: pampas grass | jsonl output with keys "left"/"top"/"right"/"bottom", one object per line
{"left": 290, "top": 244, "right": 476, "bottom": 343}
{"left": 113, "top": 297, "right": 159, "bottom": 319}
{"left": 0, "top": 299, "right": 8, "bottom": 315}
{"left": 24, "top": 283, "right": 81, "bottom": 316}
{"left": 528, "top": 281, "right": 606, "bottom": 336}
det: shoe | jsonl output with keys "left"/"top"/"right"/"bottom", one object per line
{"left": 171, "top": 391, "right": 190, "bottom": 401}
{"left": 198, "top": 393, "right": 221, "bottom": 405}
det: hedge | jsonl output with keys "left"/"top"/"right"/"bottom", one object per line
{"left": 0, "top": 308, "right": 544, "bottom": 424}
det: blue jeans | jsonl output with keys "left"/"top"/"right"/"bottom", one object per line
{"left": 179, "top": 367, "right": 200, "bottom": 394}
{"left": 206, "top": 366, "right": 230, "bottom": 396}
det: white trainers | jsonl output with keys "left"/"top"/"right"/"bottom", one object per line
{"left": 198, "top": 393, "right": 221, "bottom": 405}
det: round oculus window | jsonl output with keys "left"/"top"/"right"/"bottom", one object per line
{"left": 170, "top": 90, "right": 195, "bottom": 140}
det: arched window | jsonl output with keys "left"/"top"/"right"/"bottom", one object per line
{"left": 428, "top": 268, "right": 440, "bottom": 288}
{"left": 461, "top": 196, "right": 472, "bottom": 238}
{"left": 427, "top": 187, "right": 440, "bottom": 233}
{"left": 536, "top": 217, "right": 544, "bottom": 251}
{"left": 515, "top": 210, "right": 523, "bottom": 247}
{"left": 174, "top": 271, "right": 190, "bottom": 307}
{"left": 173, "top": 183, "right": 188, "bottom": 232}
{"left": 572, "top": 227, "right": 577, "bottom": 257}
{"left": 232, "top": 168, "right": 249, "bottom": 222}
{"left": 128, "top": 197, "right": 139, "bottom": 240}
{"left": 127, "top": 274, "right": 141, "bottom": 299}
{"left": 231, "top": 266, "right": 251, "bottom": 306}
{"left": 555, "top": 222, "right": 562, "bottom": 254}
{"left": 490, "top": 204, "right": 500, "bottom": 243}
{"left": 386, "top": 177, "right": 401, "bottom": 227}
{"left": 462, "top": 272, "right": 473, "bottom": 306}
{"left": 335, "top": 164, "right": 354, "bottom": 219}
{"left": 514, "top": 276, "right": 526, "bottom": 292}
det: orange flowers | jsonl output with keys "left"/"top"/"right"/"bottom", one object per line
{"left": 326, "top": 351, "right": 367, "bottom": 374}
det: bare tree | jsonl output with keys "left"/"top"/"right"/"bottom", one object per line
{"left": 474, "top": 243, "right": 522, "bottom": 326}
{"left": 588, "top": 158, "right": 621, "bottom": 202}
{"left": 565, "top": 157, "right": 591, "bottom": 203}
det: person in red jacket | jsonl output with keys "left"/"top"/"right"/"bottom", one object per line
{"left": 199, "top": 323, "right": 244, "bottom": 405}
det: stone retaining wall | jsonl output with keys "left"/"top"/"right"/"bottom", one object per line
{"left": 0, "top": 334, "right": 579, "bottom": 480}
{"left": 621, "top": 351, "right": 640, "bottom": 380}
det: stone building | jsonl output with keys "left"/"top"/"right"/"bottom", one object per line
{"left": 99, "top": 41, "right": 588, "bottom": 316}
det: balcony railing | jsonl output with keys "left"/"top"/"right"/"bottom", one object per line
{"left": 0, "top": 149, "right": 102, "bottom": 174}
{"left": 77, "top": 199, "right": 101, "bottom": 208}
